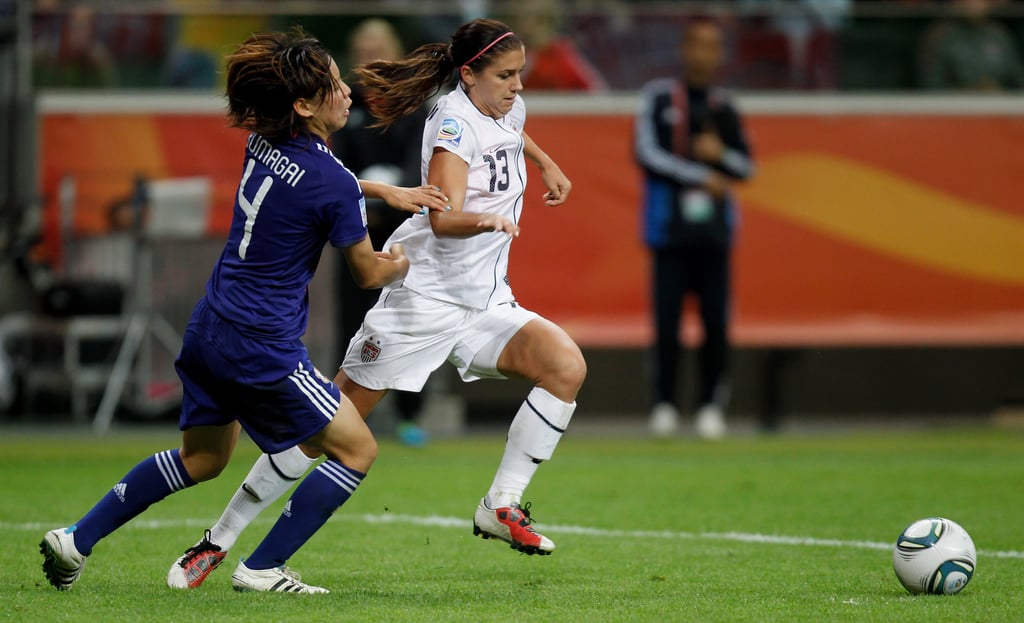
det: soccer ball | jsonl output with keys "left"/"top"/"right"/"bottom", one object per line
{"left": 892, "top": 517, "right": 977, "bottom": 595}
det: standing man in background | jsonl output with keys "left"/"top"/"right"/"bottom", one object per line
{"left": 634, "top": 18, "right": 754, "bottom": 439}
{"left": 332, "top": 18, "right": 430, "bottom": 446}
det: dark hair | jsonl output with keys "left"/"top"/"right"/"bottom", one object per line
{"left": 225, "top": 27, "right": 338, "bottom": 141}
{"left": 353, "top": 18, "right": 521, "bottom": 127}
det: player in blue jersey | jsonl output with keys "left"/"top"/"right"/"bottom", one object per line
{"left": 166, "top": 19, "right": 584, "bottom": 588}
{"left": 38, "top": 27, "right": 448, "bottom": 594}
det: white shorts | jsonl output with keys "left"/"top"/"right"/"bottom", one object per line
{"left": 342, "top": 286, "right": 539, "bottom": 392}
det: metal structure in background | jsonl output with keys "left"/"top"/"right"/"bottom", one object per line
{"left": 91, "top": 176, "right": 212, "bottom": 434}
{"left": 0, "top": 0, "right": 35, "bottom": 264}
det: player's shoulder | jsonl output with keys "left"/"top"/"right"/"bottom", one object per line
{"left": 306, "top": 139, "right": 360, "bottom": 188}
{"left": 510, "top": 94, "right": 526, "bottom": 124}
{"left": 639, "top": 77, "right": 679, "bottom": 97}
{"left": 433, "top": 88, "right": 476, "bottom": 125}
{"left": 428, "top": 89, "right": 479, "bottom": 150}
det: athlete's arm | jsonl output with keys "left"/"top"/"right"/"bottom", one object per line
{"left": 634, "top": 82, "right": 716, "bottom": 187}
{"left": 359, "top": 180, "right": 450, "bottom": 214}
{"left": 522, "top": 131, "right": 572, "bottom": 206}
{"left": 718, "top": 106, "right": 755, "bottom": 181}
{"left": 341, "top": 236, "right": 409, "bottom": 289}
{"left": 425, "top": 148, "right": 519, "bottom": 238}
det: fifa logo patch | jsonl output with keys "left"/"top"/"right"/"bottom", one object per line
{"left": 437, "top": 117, "right": 463, "bottom": 147}
{"left": 361, "top": 340, "right": 381, "bottom": 363}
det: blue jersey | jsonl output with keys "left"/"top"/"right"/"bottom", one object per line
{"left": 205, "top": 133, "right": 368, "bottom": 341}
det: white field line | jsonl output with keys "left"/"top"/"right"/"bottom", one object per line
{"left": 5, "top": 514, "right": 1023, "bottom": 560}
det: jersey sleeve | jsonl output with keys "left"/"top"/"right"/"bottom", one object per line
{"left": 428, "top": 114, "right": 478, "bottom": 164}
{"left": 510, "top": 96, "right": 526, "bottom": 133}
{"left": 323, "top": 164, "right": 369, "bottom": 248}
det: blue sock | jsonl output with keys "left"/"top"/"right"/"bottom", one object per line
{"left": 71, "top": 449, "right": 195, "bottom": 556}
{"left": 244, "top": 459, "right": 364, "bottom": 570}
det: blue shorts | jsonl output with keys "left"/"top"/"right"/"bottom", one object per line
{"left": 175, "top": 298, "right": 340, "bottom": 454}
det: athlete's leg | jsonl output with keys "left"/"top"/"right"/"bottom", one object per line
{"left": 42, "top": 423, "right": 237, "bottom": 590}
{"left": 237, "top": 393, "right": 375, "bottom": 592}
{"left": 334, "top": 367, "right": 388, "bottom": 418}
{"left": 169, "top": 443, "right": 316, "bottom": 589}
{"left": 695, "top": 245, "right": 730, "bottom": 409}
{"left": 484, "top": 317, "right": 585, "bottom": 506}
{"left": 694, "top": 244, "right": 730, "bottom": 439}
{"left": 468, "top": 317, "right": 585, "bottom": 554}
{"left": 652, "top": 247, "right": 687, "bottom": 407}
{"left": 75, "top": 423, "right": 238, "bottom": 554}
{"left": 649, "top": 248, "right": 689, "bottom": 436}
{"left": 195, "top": 371, "right": 385, "bottom": 556}
{"left": 209, "top": 446, "right": 319, "bottom": 551}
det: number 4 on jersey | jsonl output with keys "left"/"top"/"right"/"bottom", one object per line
{"left": 237, "top": 158, "right": 274, "bottom": 260}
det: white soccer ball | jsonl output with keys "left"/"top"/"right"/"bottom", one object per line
{"left": 892, "top": 517, "right": 977, "bottom": 595}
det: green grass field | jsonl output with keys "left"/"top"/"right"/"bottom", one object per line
{"left": 2, "top": 425, "right": 1023, "bottom": 622}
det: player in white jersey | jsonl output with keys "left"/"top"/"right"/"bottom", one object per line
{"left": 168, "top": 18, "right": 583, "bottom": 587}
{"left": 347, "top": 17, "right": 584, "bottom": 556}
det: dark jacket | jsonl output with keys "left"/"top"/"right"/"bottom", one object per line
{"left": 634, "top": 78, "right": 754, "bottom": 249}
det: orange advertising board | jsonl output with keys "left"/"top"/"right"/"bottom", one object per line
{"left": 38, "top": 102, "right": 1024, "bottom": 346}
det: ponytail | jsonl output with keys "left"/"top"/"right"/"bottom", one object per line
{"left": 353, "top": 43, "right": 456, "bottom": 127}
{"left": 354, "top": 18, "right": 521, "bottom": 128}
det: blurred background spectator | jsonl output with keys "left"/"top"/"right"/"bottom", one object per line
{"left": 506, "top": 0, "right": 608, "bottom": 91}
{"left": 23, "top": 1, "right": 1024, "bottom": 92}
{"left": 33, "top": 1, "right": 116, "bottom": 87}
{"left": 635, "top": 18, "right": 755, "bottom": 439}
{"left": 917, "top": 0, "right": 1024, "bottom": 90}
{"left": 735, "top": 0, "right": 851, "bottom": 89}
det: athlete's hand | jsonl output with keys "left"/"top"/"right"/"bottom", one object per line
{"left": 476, "top": 215, "right": 520, "bottom": 238}
{"left": 704, "top": 171, "right": 729, "bottom": 199}
{"left": 377, "top": 243, "right": 409, "bottom": 281}
{"left": 538, "top": 163, "right": 572, "bottom": 206}
{"left": 693, "top": 132, "right": 724, "bottom": 164}
{"left": 376, "top": 243, "right": 406, "bottom": 261}
{"left": 377, "top": 184, "right": 450, "bottom": 215}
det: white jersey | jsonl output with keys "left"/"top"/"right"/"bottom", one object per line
{"left": 383, "top": 84, "right": 527, "bottom": 309}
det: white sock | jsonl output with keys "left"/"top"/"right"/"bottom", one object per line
{"left": 208, "top": 446, "right": 317, "bottom": 550}
{"left": 485, "top": 387, "right": 575, "bottom": 509}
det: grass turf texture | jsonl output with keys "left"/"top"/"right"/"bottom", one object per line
{"left": 2, "top": 427, "right": 1022, "bottom": 622}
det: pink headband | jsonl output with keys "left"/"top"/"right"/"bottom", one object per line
{"left": 461, "top": 31, "right": 516, "bottom": 69}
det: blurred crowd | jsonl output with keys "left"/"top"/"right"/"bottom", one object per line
{"left": 29, "top": 0, "right": 1024, "bottom": 91}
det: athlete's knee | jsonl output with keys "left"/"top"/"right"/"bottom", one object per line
{"left": 544, "top": 346, "right": 587, "bottom": 399}
{"left": 321, "top": 427, "right": 378, "bottom": 473}
{"left": 178, "top": 448, "right": 231, "bottom": 482}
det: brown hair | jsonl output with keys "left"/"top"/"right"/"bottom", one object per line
{"left": 225, "top": 27, "right": 338, "bottom": 141}
{"left": 353, "top": 18, "right": 521, "bottom": 127}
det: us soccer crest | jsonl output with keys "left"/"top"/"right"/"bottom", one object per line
{"left": 361, "top": 340, "right": 381, "bottom": 363}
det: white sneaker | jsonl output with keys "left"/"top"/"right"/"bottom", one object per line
{"left": 695, "top": 404, "right": 727, "bottom": 440}
{"left": 649, "top": 402, "right": 680, "bottom": 437}
{"left": 231, "top": 560, "right": 328, "bottom": 594}
{"left": 40, "top": 527, "right": 87, "bottom": 591}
